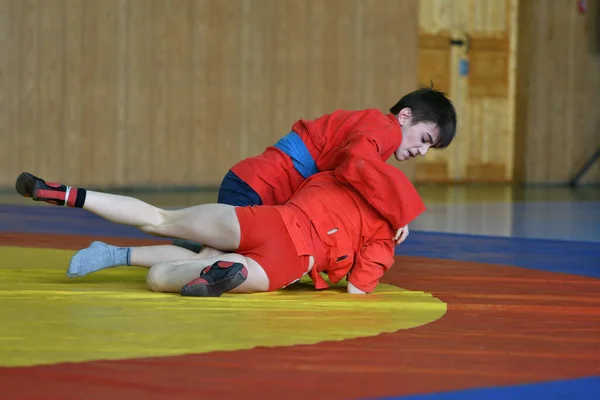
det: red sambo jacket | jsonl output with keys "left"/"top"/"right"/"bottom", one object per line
{"left": 275, "top": 171, "right": 425, "bottom": 293}
{"left": 231, "top": 108, "right": 413, "bottom": 230}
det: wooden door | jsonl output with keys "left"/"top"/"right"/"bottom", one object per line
{"left": 414, "top": 0, "right": 519, "bottom": 183}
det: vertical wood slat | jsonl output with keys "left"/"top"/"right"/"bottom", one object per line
{"left": 516, "top": 0, "right": 600, "bottom": 184}
{"left": 79, "top": 1, "right": 96, "bottom": 185}
{"left": 63, "top": 0, "right": 83, "bottom": 186}
{"left": 125, "top": 1, "right": 151, "bottom": 185}
{"left": 148, "top": 0, "right": 168, "bottom": 185}
{"left": 211, "top": 1, "right": 243, "bottom": 182}
{"left": 242, "top": 0, "right": 273, "bottom": 160}
{"left": 78, "top": 1, "right": 120, "bottom": 186}
{"left": 0, "top": 0, "right": 12, "bottom": 184}
{"left": 285, "top": 0, "right": 309, "bottom": 137}
{"left": 364, "top": 0, "right": 419, "bottom": 179}
{"left": 166, "top": 0, "right": 193, "bottom": 185}
{"left": 115, "top": 0, "right": 129, "bottom": 186}
{"left": 190, "top": 0, "right": 209, "bottom": 184}
{"left": 19, "top": 1, "right": 39, "bottom": 181}
{"left": 37, "top": 0, "right": 64, "bottom": 180}
{"left": 505, "top": 0, "right": 518, "bottom": 183}
{"left": 93, "top": 0, "right": 119, "bottom": 186}
{"left": 268, "top": 1, "right": 291, "bottom": 145}
{"left": 576, "top": 0, "right": 600, "bottom": 184}
{"left": 0, "top": 0, "right": 420, "bottom": 188}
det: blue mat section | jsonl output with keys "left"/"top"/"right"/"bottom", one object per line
{"left": 1, "top": 204, "right": 599, "bottom": 278}
{"left": 412, "top": 201, "right": 600, "bottom": 243}
{"left": 375, "top": 376, "right": 600, "bottom": 400}
{"left": 398, "top": 230, "right": 600, "bottom": 279}
{"left": 0, "top": 204, "right": 158, "bottom": 239}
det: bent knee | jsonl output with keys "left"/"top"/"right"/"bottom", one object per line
{"left": 146, "top": 264, "right": 172, "bottom": 292}
{"left": 140, "top": 209, "right": 171, "bottom": 235}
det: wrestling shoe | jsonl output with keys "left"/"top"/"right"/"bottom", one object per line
{"left": 15, "top": 172, "right": 67, "bottom": 205}
{"left": 15, "top": 172, "right": 86, "bottom": 207}
{"left": 180, "top": 261, "right": 248, "bottom": 297}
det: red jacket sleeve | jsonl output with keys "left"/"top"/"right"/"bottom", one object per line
{"left": 332, "top": 134, "right": 427, "bottom": 229}
{"left": 347, "top": 236, "right": 395, "bottom": 293}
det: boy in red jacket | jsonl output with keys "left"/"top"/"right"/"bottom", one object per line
{"left": 174, "top": 86, "right": 456, "bottom": 252}
{"left": 15, "top": 168, "right": 426, "bottom": 295}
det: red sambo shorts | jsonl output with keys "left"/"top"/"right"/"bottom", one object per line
{"left": 234, "top": 205, "right": 310, "bottom": 291}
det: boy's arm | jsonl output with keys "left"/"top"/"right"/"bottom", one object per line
{"left": 346, "top": 236, "right": 396, "bottom": 294}
{"left": 332, "top": 133, "right": 426, "bottom": 229}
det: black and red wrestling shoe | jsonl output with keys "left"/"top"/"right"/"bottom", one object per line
{"left": 180, "top": 261, "right": 248, "bottom": 297}
{"left": 15, "top": 172, "right": 69, "bottom": 206}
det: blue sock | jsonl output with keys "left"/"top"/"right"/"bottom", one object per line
{"left": 67, "top": 241, "right": 131, "bottom": 278}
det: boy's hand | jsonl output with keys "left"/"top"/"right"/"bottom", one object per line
{"left": 393, "top": 225, "right": 409, "bottom": 245}
{"left": 347, "top": 281, "right": 367, "bottom": 294}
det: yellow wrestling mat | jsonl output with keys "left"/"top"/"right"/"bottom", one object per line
{"left": 0, "top": 246, "right": 447, "bottom": 367}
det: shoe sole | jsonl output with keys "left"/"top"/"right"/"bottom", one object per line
{"left": 15, "top": 172, "right": 37, "bottom": 198}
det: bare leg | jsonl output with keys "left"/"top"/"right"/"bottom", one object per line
{"left": 195, "top": 246, "right": 225, "bottom": 259}
{"left": 67, "top": 241, "right": 229, "bottom": 278}
{"left": 129, "top": 245, "right": 225, "bottom": 267}
{"left": 80, "top": 191, "right": 241, "bottom": 250}
{"left": 16, "top": 172, "right": 239, "bottom": 257}
{"left": 65, "top": 192, "right": 238, "bottom": 277}
{"left": 146, "top": 253, "right": 270, "bottom": 294}
{"left": 15, "top": 174, "right": 247, "bottom": 282}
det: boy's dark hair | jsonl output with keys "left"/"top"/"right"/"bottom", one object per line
{"left": 389, "top": 84, "right": 457, "bottom": 149}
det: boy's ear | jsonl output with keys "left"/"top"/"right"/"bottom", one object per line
{"left": 397, "top": 107, "right": 412, "bottom": 126}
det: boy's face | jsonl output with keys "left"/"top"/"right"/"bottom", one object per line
{"left": 394, "top": 107, "right": 440, "bottom": 162}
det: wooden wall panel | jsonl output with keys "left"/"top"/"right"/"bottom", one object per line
{"left": 0, "top": 0, "right": 13, "bottom": 186}
{"left": 0, "top": 0, "right": 419, "bottom": 188}
{"left": 364, "top": 0, "right": 420, "bottom": 179}
{"left": 516, "top": 0, "right": 600, "bottom": 184}
{"left": 418, "top": 34, "right": 451, "bottom": 94}
{"left": 468, "top": 38, "right": 509, "bottom": 98}
{"left": 416, "top": 0, "right": 518, "bottom": 183}
{"left": 87, "top": 1, "right": 121, "bottom": 186}
{"left": 38, "top": 0, "right": 64, "bottom": 182}
{"left": 63, "top": 0, "right": 84, "bottom": 186}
